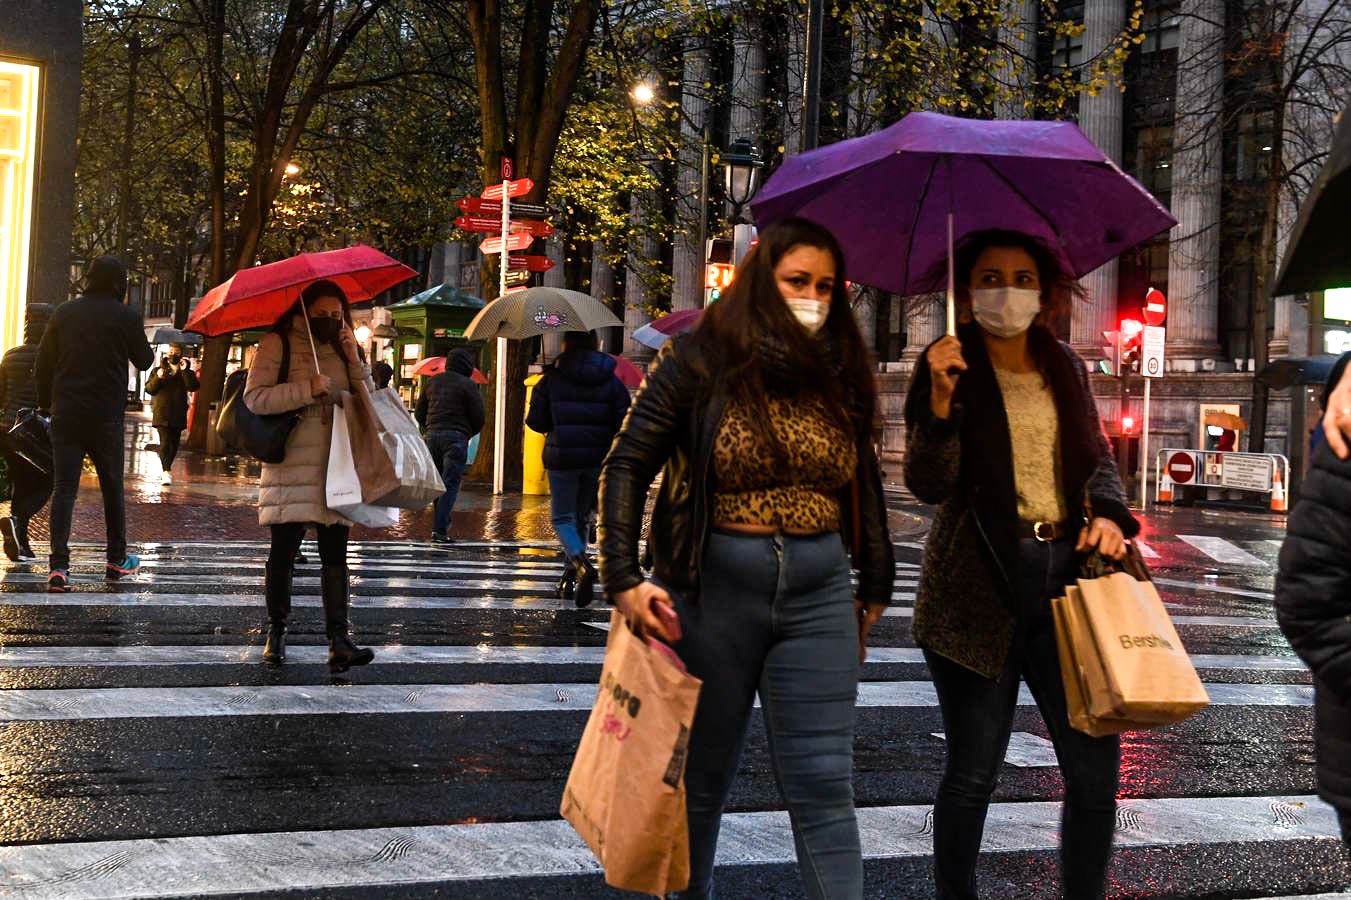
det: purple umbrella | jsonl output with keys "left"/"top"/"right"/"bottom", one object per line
{"left": 751, "top": 111, "right": 1177, "bottom": 334}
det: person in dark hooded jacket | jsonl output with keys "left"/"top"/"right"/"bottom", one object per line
{"left": 1277, "top": 353, "right": 1351, "bottom": 847}
{"left": 526, "top": 330, "right": 631, "bottom": 606}
{"left": 145, "top": 351, "right": 199, "bottom": 484}
{"left": 416, "top": 346, "right": 484, "bottom": 543}
{"left": 35, "top": 256, "right": 155, "bottom": 593}
{"left": 0, "top": 304, "right": 55, "bottom": 561}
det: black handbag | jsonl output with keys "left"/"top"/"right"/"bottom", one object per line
{"left": 216, "top": 337, "right": 301, "bottom": 464}
{"left": 6, "top": 408, "right": 52, "bottom": 474}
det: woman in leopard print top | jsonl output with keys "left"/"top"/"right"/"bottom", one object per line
{"left": 600, "top": 218, "right": 893, "bottom": 899}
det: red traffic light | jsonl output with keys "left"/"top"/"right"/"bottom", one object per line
{"left": 1144, "top": 287, "right": 1167, "bottom": 327}
{"left": 1120, "top": 318, "right": 1144, "bottom": 341}
{"left": 1122, "top": 415, "right": 1135, "bottom": 434}
{"left": 705, "top": 263, "right": 735, "bottom": 290}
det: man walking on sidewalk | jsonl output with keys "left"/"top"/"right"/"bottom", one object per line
{"left": 35, "top": 256, "right": 155, "bottom": 592}
{"left": 416, "top": 347, "right": 483, "bottom": 543}
{"left": 145, "top": 351, "right": 199, "bottom": 484}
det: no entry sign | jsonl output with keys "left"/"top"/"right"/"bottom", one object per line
{"left": 1167, "top": 451, "right": 1196, "bottom": 484}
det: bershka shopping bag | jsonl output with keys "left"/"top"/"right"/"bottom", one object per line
{"left": 367, "top": 387, "right": 445, "bottom": 509}
{"left": 562, "top": 610, "right": 702, "bottom": 896}
{"left": 1054, "top": 549, "right": 1210, "bottom": 735}
{"left": 325, "top": 404, "right": 399, "bottom": 529}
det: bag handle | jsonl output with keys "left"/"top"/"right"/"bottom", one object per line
{"left": 1078, "top": 496, "right": 1152, "bottom": 583}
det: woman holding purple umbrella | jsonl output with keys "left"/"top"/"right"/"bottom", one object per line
{"left": 904, "top": 229, "right": 1139, "bottom": 899}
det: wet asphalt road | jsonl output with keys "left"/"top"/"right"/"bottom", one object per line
{"left": 0, "top": 506, "right": 1348, "bottom": 898}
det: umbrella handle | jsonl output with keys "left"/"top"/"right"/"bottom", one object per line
{"left": 945, "top": 211, "right": 956, "bottom": 337}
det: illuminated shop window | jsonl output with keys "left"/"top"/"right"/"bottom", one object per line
{"left": 0, "top": 60, "right": 39, "bottom": 354}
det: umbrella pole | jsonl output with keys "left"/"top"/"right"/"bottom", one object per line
{"left": 301, "top": 300, "right": 321, "bottom": 375}
{"left": 946, "top": 211, "right": 956, "bottom": 336}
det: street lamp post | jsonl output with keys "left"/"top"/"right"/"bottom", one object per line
{"left": 723, "top": 138, "right": 764, "bottom": 265}
{"left": 695, "top": 116, "right": 712, "bottom": 295}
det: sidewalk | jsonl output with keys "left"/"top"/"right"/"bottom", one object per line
{"left": 7, "top": 416, "right": 929, "bottom": 548}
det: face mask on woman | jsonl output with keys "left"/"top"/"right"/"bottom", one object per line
{"left": 309, "top": 315, "right": 342, "bottom": 343}
{"left": 971, "top": 287, "right": 1042, "bottom": 338}
{"left": 785, "top": 298, "right": 828, "bottom": 333}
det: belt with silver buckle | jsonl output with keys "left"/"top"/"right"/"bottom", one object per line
{"left": 1019, "top": 520, "right": 1068, "bottom": 542}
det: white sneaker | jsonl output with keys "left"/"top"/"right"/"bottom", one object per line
{"left": 160, "top": 472, "right": 172, "bottom": 485}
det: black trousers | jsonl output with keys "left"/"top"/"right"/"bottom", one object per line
{"left": 49, "top": 417, "right": 127, "bottom": 570}
{"left": 156, "top": 426, "right": 183, "bottom": 472}
{"left": 926, "top": 538, "right": 1120, "bottom": 899}
{"left": 3, "top": 449, "right": 51, "bottom": 548}
{"left": 268, "top": 522, "right": 348, "bottom": 570}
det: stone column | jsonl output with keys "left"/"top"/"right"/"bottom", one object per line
{"left": 1270, "top": 295, "right": 1292, "bottom": 359}
{"left": 671, "top": 40, "right": 710, "bottom": 311}
{"left": 427, "top": 242, "right": 446, "bottom": 287}
{"left": 624, "top": 193, "right": 658, "bottom": 365}
{"left": 782, "top": 1, "right": 805, "bottom": 156}
{"left": 1165, "top": 0, "right": 1225, "bottom": 369}
{"left": 1070, "top": 0, "right": 1126, "bottom": 363}
{"left": 730, "top": 17, "right": 765, "bottom": 145}
{"left": 900, "top": 294, "right": 944, "bottom": 368}
{"left": 444, "top": 242, "right": 465, "bottom": 290}
{"left": 852, "top": 290, "right": 878, "bottom": 353}
{"left": 997, "top": 0, "right": 1040, "bottom": 118}
{"left": 590, "top": 239, "right": 620, "bottom": 351}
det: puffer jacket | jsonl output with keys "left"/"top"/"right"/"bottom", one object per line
{"left": 526, "top": 349, "right": 631, "bottom": 471}
{"left": 1276, "top": 440, "right": 1351, "bottom": 815}
{"left": 599, "top": 335, "right": 895, "bottom": 607}
{"left": 244, "top": 321, "right": 369, "bottom": 527}
{"left": 903, "top": 323, "right": 1140, "bottom": 679}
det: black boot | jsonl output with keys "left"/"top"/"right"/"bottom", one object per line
{"left": 262, "top": 560, "right": 292, "bottom": 664}
{"left": 555, "top": 561, "right": 577, "bottom": 601}
{"left": 321, "top": 564, "right": 374, "bottom": 673}
{"left": 571, "top": 554, "right": 598, "bottom": 609}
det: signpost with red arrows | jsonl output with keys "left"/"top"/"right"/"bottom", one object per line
{"left": 456, "top": 160, "right": 557, "bottom": 495}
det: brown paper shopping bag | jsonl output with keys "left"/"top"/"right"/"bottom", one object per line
{"left": 1074, "top": 571, "right": 1210, "bottom": 724}
{"left": 1053, "top": 588, "right": 1135, "bottom": 738}
{"left": 561, "top": 611, "right": 703, "bottom": 896}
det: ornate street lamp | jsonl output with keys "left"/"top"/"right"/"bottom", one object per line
{"left": 723, "top": 138, "right": 764, "bottom": 225}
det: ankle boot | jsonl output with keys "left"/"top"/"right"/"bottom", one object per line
{"left": 263, "top": 560, "right": 292, "bottom": 664}
{"left": 571, "top": 554, "right": 598, "bottom": 609}
{"left": 555, "top": 561, "right": 577, "bottom": 601}
{"left": 321, "top": 564, "right": 374, "bottom": 673}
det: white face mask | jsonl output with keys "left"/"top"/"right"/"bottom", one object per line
{"left": 785, "top": 298, "right": 828, "bottom": 333}
{"left": 971, "top": 287, "right": 1042, "bottom": 338}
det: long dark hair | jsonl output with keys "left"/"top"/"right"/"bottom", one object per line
{"left": 271, "top": 279, "right": 358, "bottom": 361}
{"left": 951, "top": 229, "right": 1083, "bottom": 331}
{"left": 687, "top": 217, "right": 877, "bottom": 442}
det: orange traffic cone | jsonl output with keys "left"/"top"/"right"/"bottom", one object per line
{"left": 1270, "top": 465, "right": 1287, "bottom": 513}
{"left": 1158, "top": 470, "right": 1174, "bottom": 503}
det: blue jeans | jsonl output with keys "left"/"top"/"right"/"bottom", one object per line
{"left": 425, "top": 431, "right": 469, "bottom": 536}
{"left": 672, "top": 530, "right": 862, "bottom": 899}
{"left": 546, "top": 467, "right": 599, "bottom": 559}
{"left": 925, "top": 537, "right": 1120, "bottom": 900}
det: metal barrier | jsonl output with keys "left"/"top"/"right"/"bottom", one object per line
{"left": 1154, "top": 448, "right": 1290, "bottom": 512}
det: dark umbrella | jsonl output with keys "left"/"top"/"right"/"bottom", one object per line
{"left": 151, "top": 327, "right": 203, "bottom": 346}
{"left": 1275, "top": 104, "right": 1351, "bottom": 295}
{"left": 752, "top": 112, "right": 1177, "bottom": 332}
{"left": 1256, "top": 355, "right": 1344, "bottom": 391}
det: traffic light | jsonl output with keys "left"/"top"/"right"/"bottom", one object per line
{"left": 1119, "top": 317, "right": 1144, "bottom": 374}
{"left": 704, "top": 238, "right": 734, "bottom": 305}
{"left": 1100, "top": 330, "right": 1121, "bottom": 376}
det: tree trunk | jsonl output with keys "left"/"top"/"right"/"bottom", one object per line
{"left": 188, "top": 0, "right": 230, "bottom": 452}
{"left": 1248, "top": 91, "right": 1287, "bottom": 454}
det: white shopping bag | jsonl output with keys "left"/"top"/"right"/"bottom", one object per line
{"left": 368, "top": 387, "right": 446, "bottom": 509}
{"left": 326, "top": 404, "right": 399, "bottom": 529}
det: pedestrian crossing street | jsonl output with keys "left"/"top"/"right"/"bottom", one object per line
{"left": 0, "top": 536, "right": 1346, "bottom": 898}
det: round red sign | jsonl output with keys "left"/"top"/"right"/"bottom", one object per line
{"left": 1167, "top": 451, "right": 1195, "bottom": 484}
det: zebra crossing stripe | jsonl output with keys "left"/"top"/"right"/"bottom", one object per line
{"left": 0, "top": 795, "right": 1338, "bottom": 898}
{"left": 1134, "top": 539, "right": 1159, "bottom": 559}
{"left": 0, "top": 644, "right": 1306, "bottom": 673}
{"left": 933, "top": 731, "right": 1059, "bottom": 767}
{"left": 0, "top": 680, "right": 1313, "bottom": 722}
{"left": 1178, "top": 535, "right": 1268, "bottom": 568}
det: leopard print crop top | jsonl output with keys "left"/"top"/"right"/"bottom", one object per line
{"left": 712, "top": 394, "right": 858, "bottom": 532}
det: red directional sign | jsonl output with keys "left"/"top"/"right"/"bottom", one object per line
{"left": 455, "top": 215, "right": 505, "bottom": 234}
{"left": 1167, "top": 451, "right": 1196, "bottom": 484}
{"left": 457, "top": 197, "right": 549, "bottom": 219}
{"left": 507, "top": 254, "right": 555, "bottom": 272}
{"left": 481, "top": 178, "right": 534, "bottom": 201}
{"left": 481, "top": 232, "right": 533, "bottom": 254}
{"left": 510, "top": 218, "right": 555, "bottom": 238}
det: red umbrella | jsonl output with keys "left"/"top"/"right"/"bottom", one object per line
{"left": 631, "top": 308, "right": 703, "bottom": 349}
{"left": 411, "top": 356, "right": 488, "bottom": 384}
{"left": 185, "top": 245, "right": 417, "bottom": 337}
{"left": 609, "top": 353, "right": 645, "bottom": 389}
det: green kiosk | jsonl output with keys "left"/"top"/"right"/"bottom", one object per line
{"left": 387, "top": 285, "right": 485, "bottom": 406}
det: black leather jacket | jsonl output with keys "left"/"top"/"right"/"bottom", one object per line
{"left": 598, "top": 336, "right": 896, "bottom": 606}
